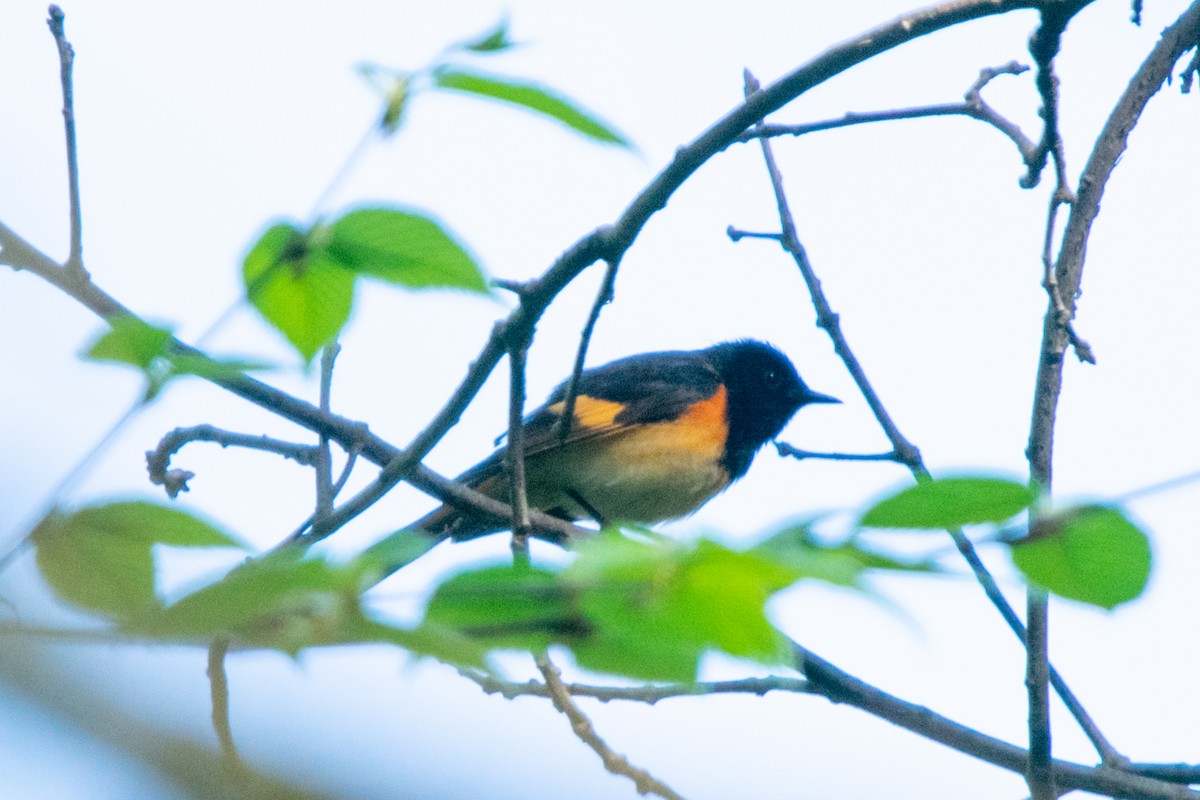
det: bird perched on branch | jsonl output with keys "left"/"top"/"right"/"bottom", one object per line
{"left": 414, "top": 339, "right": 838, "bottom": 541}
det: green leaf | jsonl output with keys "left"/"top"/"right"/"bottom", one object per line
{"left": 752, "top": 523, "right": 939, "bottom": 587}
{"left": 83, "top": 316, "right": 174, "bottom": 370}
{"left": 459, "top": 17, "right": 514, "bottom": 53}
{"left": 32, "top": 501, "right": 244, "bottom": 619}
{"left": 1010, "top": 506, "right": 1151, "bottom": 609}
{"left": 861, "top": 477, "right": 1036, "bottom": 529}
{"left": 350, "top": 530, "right": 441, "bottom": 588}
{"left": 433, "top": 68, "right": 631, "bottom": 147}
{"left": 379, "top": 76, "right": 410, "bottom": 136}
{"left": 567, "top": 536, "right": 795, "bottom": 682}
{"left": 326, "top": 208, "right": 488, "bottom": 293}
{"left": 243, "top": 222, "right": 355, "bottom": 362}
{"left": 425, "top": 565, "right": 575, "bottom": 651}
{"left": 167, "top": 352, "right": 274, "bottom": 382}
{"left": 344, "top": 617, "right": 490, "bottom": 669}
{"left": 136, "top": 549, "right": 346, "bottom": 641}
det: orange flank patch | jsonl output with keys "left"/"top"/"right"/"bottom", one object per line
{"left": 668, "top": 384, "right": 728, "bottom": 454}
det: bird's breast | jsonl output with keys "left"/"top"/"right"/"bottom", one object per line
{"left": 528, "top": 386, "right": 732, "bottom": 523}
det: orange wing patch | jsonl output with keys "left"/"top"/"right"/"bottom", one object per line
{"left": 547, "top": 395, "right": 626, "bottom": 433}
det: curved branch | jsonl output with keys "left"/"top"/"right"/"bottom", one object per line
{"left": 795, "top": 643, "right": 1200, "bottom": 800}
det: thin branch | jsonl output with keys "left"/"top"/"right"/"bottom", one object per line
{"left": 1021, "top": 2, "right": 1090, "bottom": 189}
{"left": 146, "top": 424, "right": 321, "bottom": 499}
{"left": 725, "top": 227, "right": 782, "bottom": 242}
{"left": 463, "top": 670, "right": 813, "bottom": 703}
{"left": 1026, "top": 590, "right": 1055, "bottom": 800}
{"left": 1182, "top": 45, "right": 1200, "bottom": 91}
{"left": 774, "top": 442, "right": 904, "bottom": 463}
{"left": 207, "top": 638, "right": 244, "bottom": 774}
{"left": 535, "top": 654, "right": 687, "bottom": 800}
{"left": 1023, "top": 11, "right": 1084, "bottom": 796}
{"left": 315, "top": 344, "right": 340, "bottom": 520}
{"left": 742, "top": 66, "right": 1121, "bottom": 765}
{"left": 46, "top": 5, "right": 85, "bottom": 279}
{"left": 506, "top": 337, "right": 532, "bottom": 564}
{"left": 793, "top": 642, "right": 1200, "bottom": 800}
{"left": 557, "top": 258, "right": 619, "bottom": 444}
{"left": 739, "top": 62, "right": 1038, "bottom": 169}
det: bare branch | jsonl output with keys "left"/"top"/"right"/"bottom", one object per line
{"left": 207, "top": 638, "right": 244, "bottom": 774}
{"left": 314, "top": 344, "right": 341, "bottom": 522}
{"left": 535, "top": 654, "right": 687, "bottom": 800}
{"left": 463, "top": 670, "right": 813, "bottom": 703}
{"left": 774, "top": 442, "right": 903, "bottom": 463}
{"left": 795, "top": 642, "right": 1200, "bottom": 800}
{"left": 146, "top": 425, "right": 321, "bottom": 499}
{"left": 741, "top": 64, "right": 1120, "bottom": 766}
{"left": 1022, "top": 0, "right": 1200, "bottom": 773}
{"left": 506, "top": 337, "right": 532, "bottom": 563}
{"left": 46, "top": 6, "right": 85, "bottom": 279}
{"left": 557, "top": 258, "right": 619, "bottom": 444}
{"left": 740, "top": 62, "right": 1039, "bottom": 170}
{"left": 1021, "top": 2, "right": 1090, "bottom": 189}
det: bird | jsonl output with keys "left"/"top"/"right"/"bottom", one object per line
{"left": 413, "top": 339, "right": 838, "bottom": 541}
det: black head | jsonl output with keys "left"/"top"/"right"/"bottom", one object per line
{"left": 706, "top": 340, "right": 838, "bottom": 478}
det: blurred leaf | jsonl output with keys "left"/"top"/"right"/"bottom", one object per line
{"left": 379, "top": 76, "right": 410, "bottom": 135}
{"left": 433, "top": 68, "right": 631, "bottom": 147}
{"left": 425, "top": 565, "right": 575, "bottom": 651}
{"left": 83, "top": 316, "right": 173, "bottom": 369}
{"left": 83, "top": 316, "right": 272, "bottom": 399}
{"left": 861, "top": 477, "right": 1035, "bottom": 529}
{"left": 32, "top": 501, "right": 243, "bottom": 619}
{"left": 167, "top": 352, "right": 274, "bottom": 382}
{"left": 135, "top": 549, "right": 343, "bottom": 640}
{"left": 340, "top": 616, "right": 490, "bottom": 669}
{"left": 752, "top": 523, "right": 939, "bottom": 588}
{"left": 459, "top": 17, "right": 514, "bottom": 53}
{"left": 327, "top": 207, "right": 488, "bottom": 293}
{"left": 568, "top": 536, "right": 795, "bottom": 682}
{"left": 1010, "top": 506, "right": 1151, "bottom": 609}
{"left": 243, "top": 222, "right": 355, "bottom": 362}
{"left": 350, "top": 529, "right": 441, "bottom": 587}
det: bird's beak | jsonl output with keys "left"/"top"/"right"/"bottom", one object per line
{"left": 800, "top": 387, "right": 840, "bottom": 406}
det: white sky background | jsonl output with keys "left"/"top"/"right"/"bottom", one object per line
{"left": 1, "top": 1, "right": 1198, "bottom": 798}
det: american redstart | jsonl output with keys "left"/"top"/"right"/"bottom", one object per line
{"left": 415, "top": 339, "right": 838, "bottom": 540}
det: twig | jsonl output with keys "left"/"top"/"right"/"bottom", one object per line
{"left": 1022, "top": 2, "right": 1090, "bottom": 189}
{"left": 535, "top": 654, "right": 687, "bottom": 800}
{"left": 793, "top": 642, "right": 1200, "bottom": 800}
{"left": 1182, "top": 46, "right": 1200, "bottom": 92}
{"left": 207, "top": 638, "right": 244, "bottom": 773}
{"left": 725, "top": 227, "right": 782, "bottom": 242}
{"left": 741, "top": 66, "right": 1120, "bottom": 765}
{"left": 315, "top": 344, "right": 340, "bottom": 520}
{"left": 463, "top": 670, "right": 813, "bottom": 703}
{"left": 1026, "top": 590, "right": 1055, "bottom": 800}
{"left": 774, "top": 442, "right": 903, "bottom": 463}
{"left": 46, "top": 6, "right": 85, "bottom": 279}
{"left": 557, "top": 258, "right": 620, "bottom": 444}
{"left": 740, "top": 62, "right": 1039, "bottom": 170}
{"left": 1022, "top": 11, "right": 1086, "bottom": 797}
{"left": 506, "top": 336, "right": 532, "bottom": 563}
{"left": 146, "top": 425, "right": 321, "bottom": 499}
